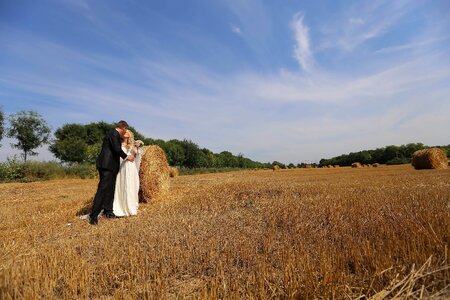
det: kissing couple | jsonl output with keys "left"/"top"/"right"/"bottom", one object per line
{"left": 89, "top": 120, "right": 144, "bottom": 225}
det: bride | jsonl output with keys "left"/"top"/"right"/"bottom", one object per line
{"left": 113, "top": 129, "right": 140, "bottom": 217}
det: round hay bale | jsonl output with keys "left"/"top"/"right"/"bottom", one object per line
{"left": 273, "top": 165, "right": 280, "bottom": 171}
{"left": 372, "top": 163, "right": 380, "bottom": 167}
{"left": 333, "top": 165, "right": 340, "bottom": 168}
{"left": 352, "top": 162, "right": 362, "bottom": 168}
{"left": 411, "top": 148, "right": 448, "bottom": 170}
{"left": 169, "top": 167, "right": 179, "bottom": 177}
{"left": 139, "top": 145, "right": 170, "bottom": 203}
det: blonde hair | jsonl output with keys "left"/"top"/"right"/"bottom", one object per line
{"left": 124, "top": 130, "right": 135, "bottom": 150}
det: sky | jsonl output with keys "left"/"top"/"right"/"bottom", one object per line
{"left": 1, "top": 0, "right": 449, "bottom": 164}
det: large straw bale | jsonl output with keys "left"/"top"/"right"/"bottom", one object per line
{"left": 372, "top": 163, "right": 380, "bottom": 167}
{"left": 411, "top": 148, "right": 448, "bottom": 170}
{"left": 139, "top": 145, "right": 170, "bottom": 203}
{"left": 352, "top": 162, "right": 362, "bottom": 168}
{"left": 273, "top": 165, "right": 280, "bottom": 171}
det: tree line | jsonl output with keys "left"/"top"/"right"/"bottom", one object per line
{"left": 50, "top": 121, "right": 271, "bottom": 169}
{"left": 319, "top": 143, "right": 450, "bottom": 167}
{"left": 0, "top": 109, "right": 270, "bottom": 169}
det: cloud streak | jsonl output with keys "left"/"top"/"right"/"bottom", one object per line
{"left": 291, "top": 12, "right": 313, "bottom": 72}
{"left": 318, "top": 0, "right": 414, "bottom": 52}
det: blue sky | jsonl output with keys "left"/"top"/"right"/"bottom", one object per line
{"left": 1, "top": 0, "right": 449, "bottom": 163}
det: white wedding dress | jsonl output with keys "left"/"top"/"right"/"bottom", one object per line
{"left": 113, "top": 146, "right": 140, "bottom": 217}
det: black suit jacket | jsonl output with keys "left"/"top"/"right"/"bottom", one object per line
{"left": 96, "top": 129, "right": 128, "bottom": 173}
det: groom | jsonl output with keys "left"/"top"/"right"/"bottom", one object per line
{"left": 89, "top": 120, "right": 135, "bottom": 225}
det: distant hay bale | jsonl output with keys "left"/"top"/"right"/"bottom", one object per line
{"left": 334, "top": 165, "right": 340, "bottom": 168}
{"left": 139, "top": 145, "right": 170, "bottom": 203}
{"left": 305, "top": 164, "right": 312, "bottom": 168}
{"left": 372, "top": 163, "right": 380, "bottom": 167}
{"left": 273, "top": 165, "right": 280, "bottom": 171}
{"left": 169, "top": 167, "right": 179, "bottom": 177}
{"left": 411, "top": 148, "right": 448, "bottom": 170}
{"left": 352, "top": 162, "right": 362, "bottom": 168}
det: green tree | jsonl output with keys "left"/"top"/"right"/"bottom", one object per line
{"left": 165, "top": 140, "right": 186, "bottom": 166}
{"left": 50, "top": 136, "right": 87, "bottom": 164}
{"left": 382, "top": 145, "right": 400, "bottom": 163}
{"left": 181, "top": 139, "right": 201, "bottom": 168}
{"left": 7, "top": 111, "right": 51, "bottom": 162}
{"left": 50, "top": 124, "right": 88, "bottom": 164}
{"left": 85, "top": 122, "right": 113, "bottom": 145}
{"left": 219, "top": 151, "right": 237, "bottom": 168}
{"left": 50, "top": 121, "right": 146, "bottom": 164}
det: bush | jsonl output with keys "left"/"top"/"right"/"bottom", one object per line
{"left": 65, "top": 164, "right": 97, "bottom": 179}
{"left": 24, "top": 161, "right": 66, "bottom": 180}
{"left": 386, "top": 157, "right": 410, "bottom": 165}
{"left": 0, "top": 158, "right": 26, "bottom": 181}
{"left": 0, "top": 160, "right": 97, "bottom": 182}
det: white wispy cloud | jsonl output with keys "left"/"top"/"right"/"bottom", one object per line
{"left": 375, "top": 36, "right": 450, "bottom": 54}
{"left": 291, "top": 12, "right": 313, "bottom": 72}
{"left": 319, "top": 0, "right": 414, "bottom": 52}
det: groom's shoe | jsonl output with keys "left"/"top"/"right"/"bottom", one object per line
{"left": 89, "top": 216, "right": 98, "bottom": 225}
{"left": 105, "top": 212, "right": 117, "bottom": 219}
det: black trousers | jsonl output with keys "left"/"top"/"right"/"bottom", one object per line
{"left": 90, "top": 168, "right": 118, "bottom": 218}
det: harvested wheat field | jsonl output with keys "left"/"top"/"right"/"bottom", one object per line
{"left": 1, "top": 165, "right": 449, "bottom": 299}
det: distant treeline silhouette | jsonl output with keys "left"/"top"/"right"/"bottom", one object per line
{"left": 50, "top": 122, "right": 272, "bottom": 169}
{"left": 319, "top": 143, "right": 450, "bottom": 167}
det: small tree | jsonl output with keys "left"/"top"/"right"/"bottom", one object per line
{"left": 50, "top": 136, "right": 87, "bottom": 164}
{"left": 7, "top": 111, "right": 51, "bottom": 162}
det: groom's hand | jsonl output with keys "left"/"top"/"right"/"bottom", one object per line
{"left": 127, "top": 155, "right": 135, "bottom": 162}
